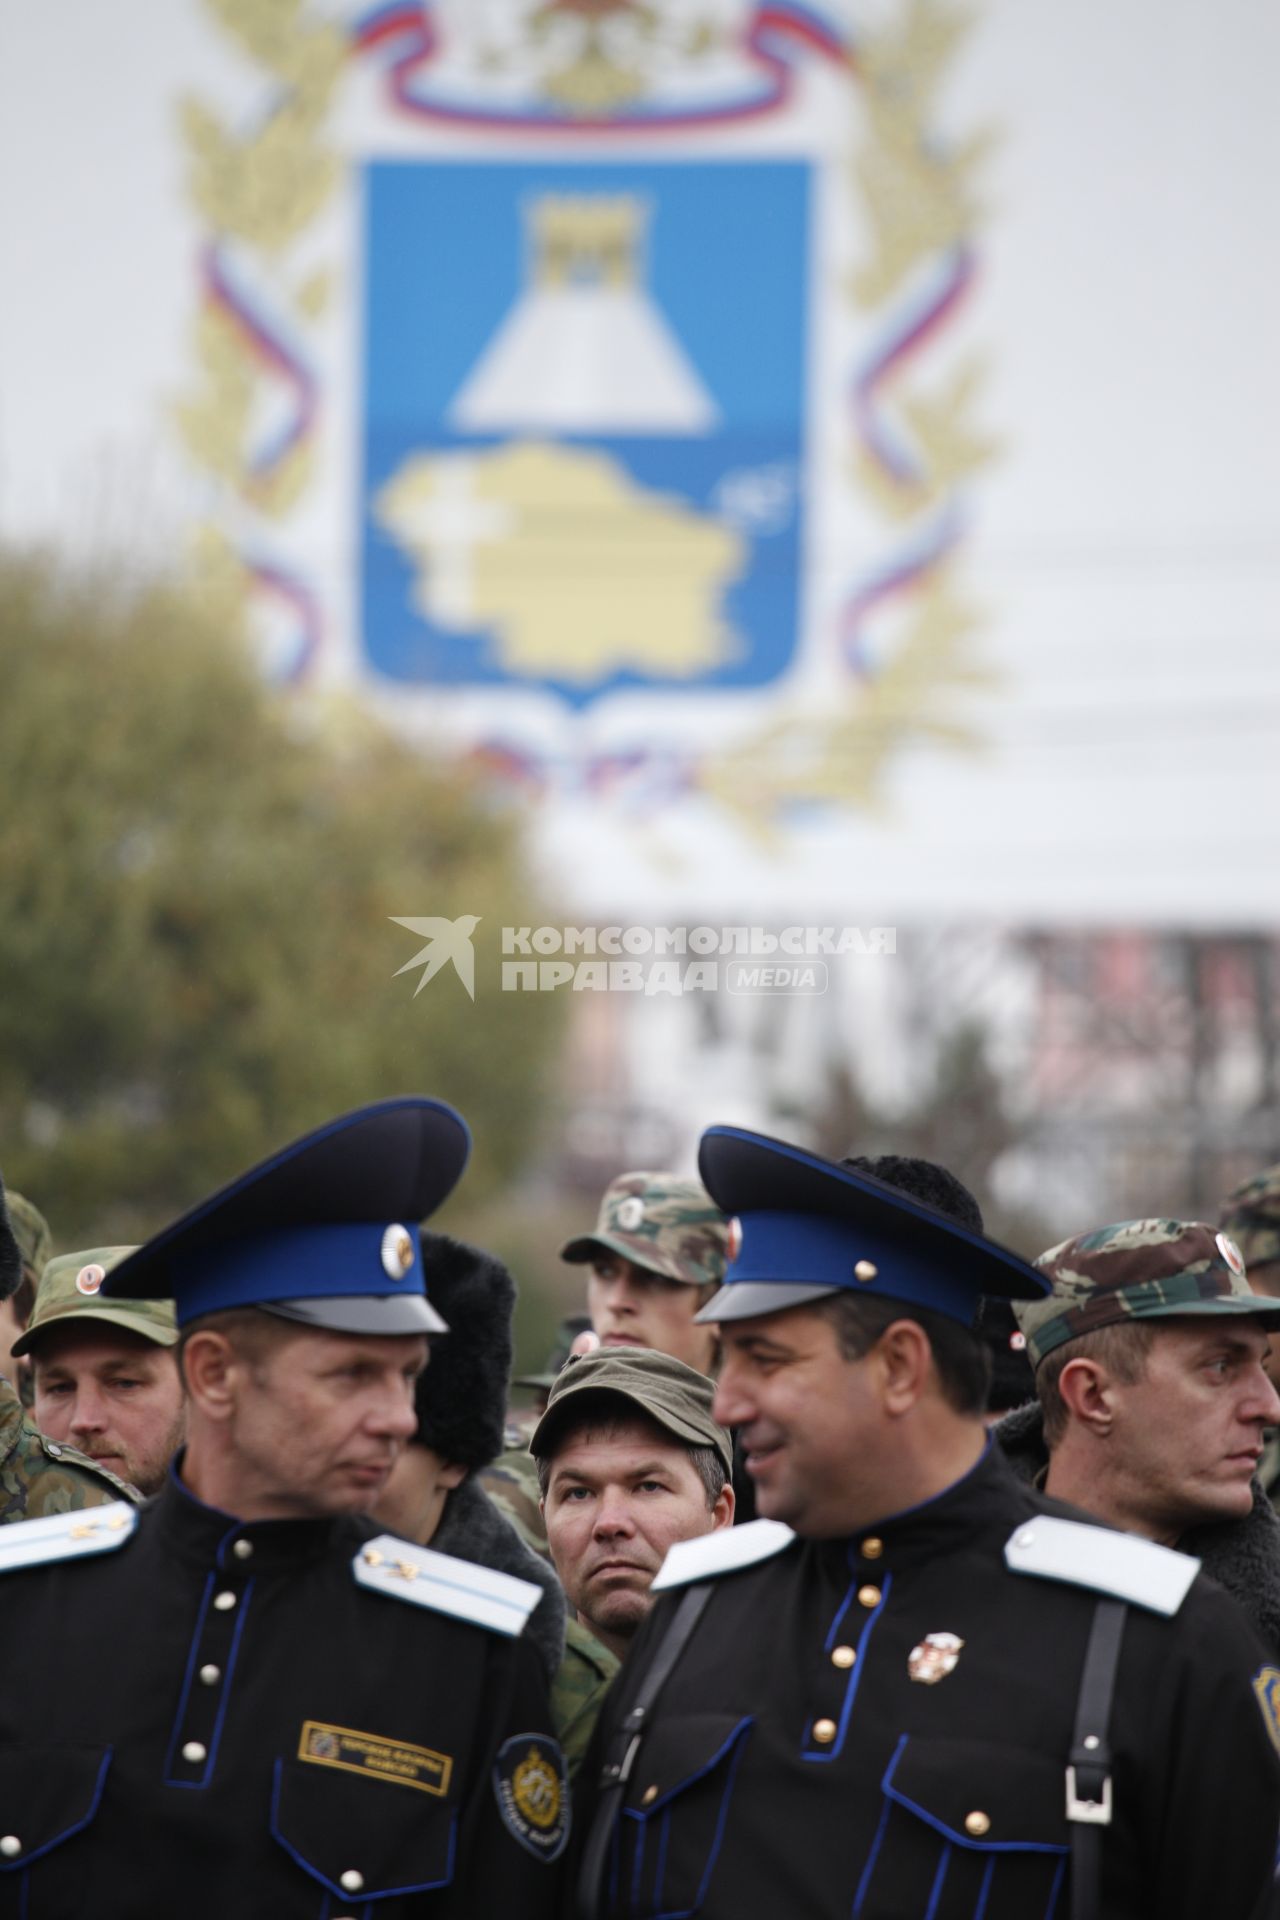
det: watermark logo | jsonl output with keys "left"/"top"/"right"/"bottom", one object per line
{"left": 390, "top": 915, "right": 481, "bottom": 1001}
{"left": 392, "top": 919, "right": 893, "bottom": 1000}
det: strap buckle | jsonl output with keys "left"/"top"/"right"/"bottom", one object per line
{"left": 1065, "top": 1764, "right": 1112, "bottom": 1826}
{"left": 599, "top": 1708, "right": 646, "bottom": 1787}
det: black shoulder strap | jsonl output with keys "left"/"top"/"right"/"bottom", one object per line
{"left": 576, "top": 1581, "right": 714, "bottom": 1920}
{"left": 1067, "top": 1596, "right": 1128, "bottom": 1920}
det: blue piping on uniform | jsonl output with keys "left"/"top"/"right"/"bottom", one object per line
{"left": 1045, "top": 1853, "right": 1066, "bottom": 1918}
{"left": 852, "top": 1794, "right": 893, "bottom": 1916}
{"left": 653, "top": 1725, "right": 751, "bottom": 1920}
{"left": 803, "top": 1574, "right": 892, "bottom": 1763}
{"left": 923, "top": 1841, "right": 951, "bottom": 1920}
{"left": 0, "top": 1748, "right": 112, "bottom": 1872}
{"left": 267, "top": 1756, "right": 457, "bottom": 1897}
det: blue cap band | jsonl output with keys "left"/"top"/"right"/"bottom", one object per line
{"left": 726, "top": 1210, "right": 982, "bottom": 1321}
{"left": 176, "top": 1222, "right": 427, "bottom": 1327}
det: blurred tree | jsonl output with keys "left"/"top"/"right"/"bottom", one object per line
{"left": 0, "top": 550, "right": 565, "bottom": 1248}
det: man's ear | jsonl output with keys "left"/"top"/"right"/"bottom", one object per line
{"left": 711, "top": 1480, "right": 735, "bottom": 1531}
{"left": 874, "top": 1320, "right": 933, "bottom": 1418}
{"left": 1055, "top": 1357, "right": 1115, "bottom": 1433}
{"left": 181, "top": 1330, "right": 239, "bottom": 1423}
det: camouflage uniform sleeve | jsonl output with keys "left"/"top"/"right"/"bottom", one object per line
{"left": 551, "top": 1616, "right": 621, "bottom": 1780}
{"left": 0, "top": 1386, "right": 140, "bottom": 1522}
{"left": 478, "top": 1447, "right": 551, "bottom": 1560}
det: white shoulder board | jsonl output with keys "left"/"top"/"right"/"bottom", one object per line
{"left": 354, "top": 1536, "right": 544, "bottom": 1636}
{"left": 1005, "top": 1515, "right": 1199, "bottom": 1617}
{"left": 0, "top": 1501, "right": 137, "bottom": 1574}
{"left": 652, "top": 1518, "right": 795, "bottom": 1592}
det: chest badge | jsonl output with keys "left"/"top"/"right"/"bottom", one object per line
{"left": 908, "top": 1631, "right": 964, "bottom": 1685}
{"left": 493, "top": 1734, "right": 569, "bottom": 1862}
{"left": 297, "top": 1720, "right": 453, "bottom": 1796}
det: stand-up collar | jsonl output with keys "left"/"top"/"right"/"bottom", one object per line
{"left": 154, "top": 1454, "right": 361, "bottom": 1573}
{"left": 805, "top": 1439, "right": 1031, "bottom": 1583}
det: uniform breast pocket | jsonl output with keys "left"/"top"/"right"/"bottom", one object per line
{"left": 856, "top": 1735, "right": 1071, "bottom": 1920}
{"left": 0, "top": 1744, "right": 112, "bottom": 1913}
{"left": 615, "top": 1713, "right": 753, "bottom": 1920}
{"left": 270, "top": 1753, "right": 458, "bottom": 1903}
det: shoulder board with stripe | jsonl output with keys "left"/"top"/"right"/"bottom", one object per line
{"left": 0, "top": 1501, "right": 137, "bottom": 1573}
{"left": 353, "top": 1535, "right": 544, "bottom": 1636}
{"left": 1004, "top": 1514, "right": 1199, "bottom": 1616}
{"left": 652, "top": 1518, "right": 795, "bottom": 1593}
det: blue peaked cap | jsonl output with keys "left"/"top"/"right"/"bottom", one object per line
{"left": 102, "top": 1097, "right": 471, "bottom": 1335}
{"left": 694, "top": 1127, "right": 1049, "bottom": 1327}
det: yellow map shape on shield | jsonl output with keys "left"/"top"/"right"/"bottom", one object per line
{"left": 374, "top": 441, "right": 745, "bottom": 684}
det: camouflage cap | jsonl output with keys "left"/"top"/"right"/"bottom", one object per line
{"left": 528, "top": 1347, "right": 733, "bottom": 1477}
{"left": 560, "top": 1174, "right": 728, "bottom": 1288}
{"left": 13, "top": 1248, "right": 178, "bottom": 1357}
{"left": 1015, "top": 1219, "right": 1280, "bottom": 1369}
{"left": 7, "top": 1192, "right": 52, "bottom": 1290}
{"left": 1220, "top": 1166, "right": 1280, "bottom": 1276}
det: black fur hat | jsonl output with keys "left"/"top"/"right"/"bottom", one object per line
{"left": 414, "top": 1231, "right": 516, "bottom": 1472}
{"left": 0, "top": 1175, "right": 21, "bottom": 1304}
{"left": 841, "top": 1153, "right": 984, "bottom": 1234}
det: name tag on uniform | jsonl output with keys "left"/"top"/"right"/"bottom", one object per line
{"left": 298, "top": 1720, "right": 453, "bottom": 1796}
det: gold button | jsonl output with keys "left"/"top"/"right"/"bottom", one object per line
{"left": 812, "top": 1718, "right": 837, "bottom": 1744}
{"left": 0, "top": 1837, "right": 20, "bottom": 1860}
{"left": 857, "top": 1584, "right": 881, "bottom": 1608}
{"left": 640, "top": 1785, "right": 658, "bottom": 1807}
{"left": 831, "top": 1645, "right": 856, "bottom": 1670}
{"left": 182, "top": 1742, "right": 207, "bottom": 1765}
{"left": 213, "top": 1591, "right": 237, "bottom": 1612}
{"left": 854, "top": 1260, "right": 878, "bottom": 1282}
{"left": 965, "top": 1811, "right": 991, "bottom": 1837}
{"left": 861, "top": 1537, "right": 884, "bottom": 1560}
{"left": 199, "top": 1665, "right": 221, "bottom": 1687}
{"left": 232, "top": 1539, "right": 254, "bottom": 1561}
{"left": 340, "top": 1870, "right": 365, "bottom": 1894}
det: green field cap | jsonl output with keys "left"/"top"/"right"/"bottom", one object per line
{"left": 15, "top": 1247, "right": 177, "bottom": 1355}
{"left": 529, "top": 1346, "right": 732, "bottom": 1476}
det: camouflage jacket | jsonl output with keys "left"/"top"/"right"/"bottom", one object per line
{"left": 479, "top": 1444, "right": 550, "bottom": 1560}
{"left": 552, "top": 1615, "right": 620, "bottom": 1780}
{"left": 0, "top": 1377, "right": 139, "bottom": 1522}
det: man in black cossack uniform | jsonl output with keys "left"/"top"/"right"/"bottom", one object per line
{"left": 574, "top": 1130, "right": 1280, "bottom": 1920}
{"left": 0, "top": 1098, "right": 566, "bottom": 1918}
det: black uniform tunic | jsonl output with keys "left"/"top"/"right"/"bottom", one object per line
{"left": 577, "top": 1446, "right": 1280, "bottom": 1919}
{"left": 0, "top": 1474, "right": 566, "bottom": 1917}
